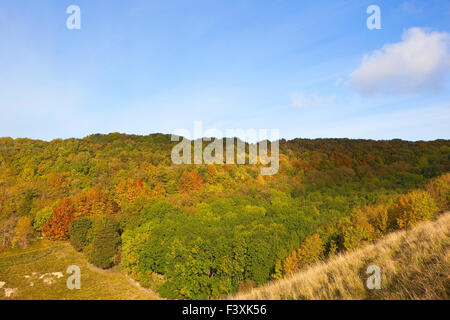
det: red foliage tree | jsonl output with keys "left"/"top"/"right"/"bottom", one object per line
{"left": 43, "top": 198, "right": 74, "bottom": 240}
{"left": 178, "top": 170, "right": 204, "bottom": 193}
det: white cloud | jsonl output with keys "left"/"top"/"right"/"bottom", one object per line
{"left": 291, "top": 92, "right": 336, "bottom": 109}
{"left": 349, "top": 27, "right": 450, "bottom": 95}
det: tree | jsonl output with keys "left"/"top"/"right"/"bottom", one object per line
{"left": 0, "top": 218, "right": 17, "bottom": 249}
{"left": 389, "top": 190, "right": 438, "bottom": 229}
{"left": 283, "top": 250, "right": 298, "bottom": 276}
{"left": 178, "top": 170, "right": 204, "bottom": 193}
{"left": 272, "top": 259, "right": 284, "bottom": 280}
{"left": 426, "top": 173, "right": 450, "bottom": 211}
{"left": 84, "top": 217, "right": 120, "bottom": 269}
{"left": 115, "top": 178, "right": 148, "bottom": 203}
{"left": 17, "top": 189, "right": 36, "bottom": 216}
{"left": 33, "top": 206, "right": 53, "bottom": 232}
{"left": 297, "top": 234, "right": 324, "bottom": 268}
{"left": 74, "top": 187, "right": 119, "bottom": 217}
{"left": 343, "top": 225, "right": 369, "bottom": 251}
{"left": 12, "top": 216, "right": 34, "bottom": 248}
{"left": 69, "top": 217, "right": 92, "bottom": 251}
{"left": 364, "top": 205, "right": 389, "bottom": 237}
{"left": 43, "top": 198, "right": 74, "bottom": 240}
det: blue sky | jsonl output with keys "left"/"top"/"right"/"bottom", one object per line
{"left": 0, "top": 0, "right": 449, "bottom": 141}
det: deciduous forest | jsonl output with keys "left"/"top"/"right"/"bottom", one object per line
{"left": 0, "top": 134, "right": 449, "bottom": 299}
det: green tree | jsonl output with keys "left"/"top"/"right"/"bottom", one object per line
{"left": 33, "top": 206, "right": 53, "bottom": 232}
{"left": 69, "top": 217, "right": 93, "bottom": 251}
{"left": 85, "top": 217, "right": 121, "bottom": 268}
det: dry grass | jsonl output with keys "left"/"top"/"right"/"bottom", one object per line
{"left": 233, "top": 212, "right": 450, "bottom": 300}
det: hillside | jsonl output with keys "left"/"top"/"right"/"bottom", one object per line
{"left": 0, "top": 134, "right": 449, "bottom": 299}
{"left": 0, "top": 240, "right": 159, "bottom": 300}
{"left": 233, "top": 212, "right": 450, "bottom": 300}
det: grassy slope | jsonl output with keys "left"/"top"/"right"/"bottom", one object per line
{"left": 233, "top": 212, "right": 450, "bottom": 300}
{"left": 0, "top": 240, "right": 159, "bottom": 300}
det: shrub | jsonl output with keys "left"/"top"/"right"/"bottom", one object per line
{"left": 137, "top": 270, "right": 164, "bottom": 292}
{"left": 237, "top": 279, "right": 255, "bottom": 293}
{"left": 85, "top": 217, "right": 120, "bottom": 269}
{"left": 69, "top": 217, "right": 93, "bottom": 251}
{"left": 389, "top": 190, "right": 438, "bottom": 229}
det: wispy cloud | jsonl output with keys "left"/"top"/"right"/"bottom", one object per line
{"left": 291, "top": 92, "right": 336, "bottom": 109}
{"left": 349, "top": 27, "right": 450, "bottom": 95}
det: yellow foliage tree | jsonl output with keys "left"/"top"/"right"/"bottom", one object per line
{"left": 297, "top": 234, "right": 324, "bottom": 268}
{"left": 389, "top": 190, "right": 438, "bottom": 229}
{"left": 272, "top": 259, "right": 284, "bottom": 280}
{"left": 115, "top": 178, "right": 149, "bottom": 203}
{"left": 426, "top": 173, "right": 450, "bottom": 211}
{"left": 283, "top": 250, "right": 299, "bottom": 276}
{"left": 12, "top": 216, "right": 34, "bottom": 248}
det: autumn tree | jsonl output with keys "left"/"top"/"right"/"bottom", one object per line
{"left": 272, "top": 259, "right": 284, "bottom": 280}
{"left": 12, "top": 216, "right": 34, "bottom": 248}
{"left": 426, "top": 173, "right": 450, "bottom": 211}
{"left": 33, "top": 206, "right": 53, "bottom": 232}
{"left": 297, "top": 234, "right": 324, "bottom": 268}
{"left": 0, "top": 218, "right": 17, "bottom": 249}
{"left": 178, "top": 170, "right": 204, "bottom": 193}
{"left": 206, "top": 165, "right": 218, "bottom": 183}
{"left": 389, "top": 190, "right": 438, "bottom": 229}
{"left": 115, "top": 178, "right": 149, "bottom": 203}
{"left": 342, "top": 224, "right": 370, "bottom": 251}
{"left": 74, "top": 187, "right": 119, "bottom": 217}
{"left": 43, "top": 198, "right": 74, "bottom": 240}
{"left": 283, "top": 250, "right": 298, "bottom": 276}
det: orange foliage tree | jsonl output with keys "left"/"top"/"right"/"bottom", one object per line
{"left": 43, "top": 198, "right": 74, "bottom": 240}
{"left": 74, "top": 187, "right": 119, "bottom": 217}
{"left": 178, "top": 170, "right": 204, "bottom": 193}
{"left": 115, "top": 178, "right": 148, "bottom": 203}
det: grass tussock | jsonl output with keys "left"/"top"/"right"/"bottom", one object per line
{"left": 233, "top": 212, "right": 450, "bottom": 300}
